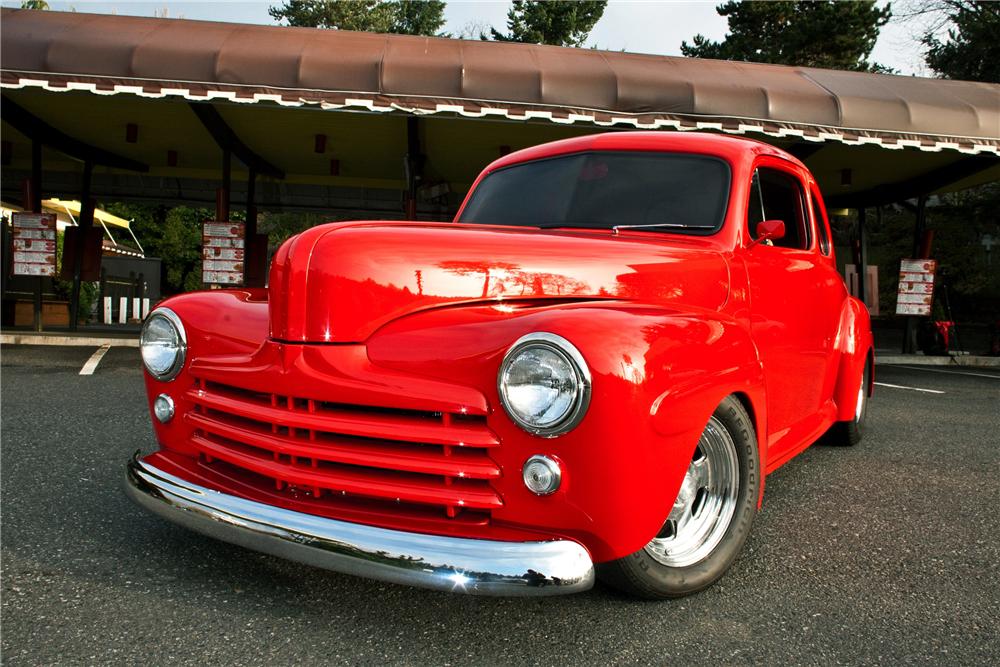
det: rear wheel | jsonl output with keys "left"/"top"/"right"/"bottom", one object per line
{"left": 830, "top": 358, "right": 870, "bottom": 447}
{"left": 597, "top": 396, "right": 760, "bottom": 599}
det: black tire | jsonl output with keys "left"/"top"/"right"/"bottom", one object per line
{"left": 829, "top": 357, "right": 870, "bottom": 447}
{"left": 597, "top": 396, "right": 760, "bottom": 599}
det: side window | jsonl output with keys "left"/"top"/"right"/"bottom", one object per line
{"left": 811, "top": 188, "right": 832, "bottom": 255}
{"left": 748, "top": 167, "right": 810, "bottom": 250}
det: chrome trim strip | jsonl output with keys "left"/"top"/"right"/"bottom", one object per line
{"left": 124, "top": 455, "right": 595, "bottom": 596}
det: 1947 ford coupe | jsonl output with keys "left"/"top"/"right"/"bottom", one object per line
{"left": 126, "top": 132, "right": 873, "bottom": 598}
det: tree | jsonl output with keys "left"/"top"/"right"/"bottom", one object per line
{"left": 20, "top": 1, "right": 50, "bottom": 9}
{"left": 681, "top": 1, "right": 892, "bottom": 72}
{"left": 487, "top": 0, "right": 607, "bottom": 47}
{"left": 393, "top": 0, "right": 447, "bottom": 36}
{"left": 921, "top": 1, "right": 999, "bottom": 82}
{"left": 268, "top": 0, "right": 446, "bottom": 36}
{"left": 103, "top": 202, "right": 229, "bottom": 294}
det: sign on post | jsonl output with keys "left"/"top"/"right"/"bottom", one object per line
{"left": 203, "top": 222, "right": 245, "bottom": 286}
{"left": 11, "top": 212, "right": 57, "bottom": 276}
{"left": 895, "top": 259, "right": 937, "bottom": 316}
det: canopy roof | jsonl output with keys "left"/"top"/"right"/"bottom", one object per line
{"left": 1, "top": 8, "right": 997, "bottom": 217}
{"left": 2, "top": 8, "right": 998, "bottom": 156}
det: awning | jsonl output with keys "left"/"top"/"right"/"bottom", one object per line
{"left": 42, "top": 198, "right": 130, "bottom": 229}
{"left": 2, "top": 8, "right": 998, "bottom": 156}
{"left": 2, "top": 198, "right": 143, "bottom": 257}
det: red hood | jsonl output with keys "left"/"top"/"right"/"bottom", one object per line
{"left": 268, "top": 222, "right": 730, "bottom": 343}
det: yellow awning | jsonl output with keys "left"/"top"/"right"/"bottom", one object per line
{"left": 42, "top": 198, "right": 130, "bottom": 229}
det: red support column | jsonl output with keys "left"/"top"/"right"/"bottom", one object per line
{"left": 68, "top": 161, "right": 94, "bottom": 332}
{"left": 29, "top": 138, "right": 43, "bottom": 331}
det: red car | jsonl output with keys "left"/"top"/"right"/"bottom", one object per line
{"left": 127, "top": 132, "right": 873, "bottom": 598}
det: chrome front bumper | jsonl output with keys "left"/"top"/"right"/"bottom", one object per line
{"left": 124, "top": 455, "right": 595, "bottom": 596}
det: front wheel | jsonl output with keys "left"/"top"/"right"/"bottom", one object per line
{"left": 597, "top": 396, "right": 760, "bottom": 599}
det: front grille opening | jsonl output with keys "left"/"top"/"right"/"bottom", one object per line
{"left": 203, "top": 457, "right": 492, "bottom": 526}
{"left": 202, "top": 406, "right": 475, "bottom": 457}
{"left": 190, "top": 377, "right": 501, "bottom": 524}
{"left": 198, "top": 429, "right": 479, "bottom": 488}
{"left": 202, "top": 380, "right": 469, "bottom": 423}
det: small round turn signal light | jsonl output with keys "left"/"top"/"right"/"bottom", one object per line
{"left": 522, "top": 455, "right": 561, "bottom": 496}
{"left": 154, "top": 394, "right": 175, "bottom": 423}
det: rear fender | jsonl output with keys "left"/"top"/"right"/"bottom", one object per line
{"left": 833, "top": 296, "right": 874, "bottom": 422}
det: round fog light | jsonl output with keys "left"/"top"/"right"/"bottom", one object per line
{"left": 523, "top": 455, "right": 561, "bottom": 496}
{"left": 154, "top": 394, "right": 175, "bottom": 423}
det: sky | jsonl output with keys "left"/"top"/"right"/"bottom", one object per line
{"left": 0, "top": 0, "right": 935, "bottom": 76}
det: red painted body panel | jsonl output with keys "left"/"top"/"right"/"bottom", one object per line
{"left": 268, "top": 222, "right": 730, "bottom": 343}
{"left": 140, "top": 132, "right": 873, "bottom": 564}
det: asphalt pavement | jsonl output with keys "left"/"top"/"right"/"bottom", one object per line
{"left": 2, "top": 345, "right": 998, "bottom": 665}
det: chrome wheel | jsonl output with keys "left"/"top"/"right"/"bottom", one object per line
{"left": 644, "top": 416, "right": 740, "bottom": 568}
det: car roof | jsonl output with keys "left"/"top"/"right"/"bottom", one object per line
{"left": 486, "top": 131, "right": 806, "bottom": 173}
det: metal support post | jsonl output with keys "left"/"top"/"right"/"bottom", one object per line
{"left": 69, "top": 161, "right": 94, "bottom": 332}
{"left": 30, "top": 138, "right": 43, "bottom": 331}
{"left": 244, "top": 167, "right": 259, "bottom": 286}
{"left": 903, "top": 195, "right": 928, "bottom": 354}
{"left": 216, "top": 147, "right": 231, "bottom": 222}
{"left": 857, "top": 207, "right": 868, "bottom": 309}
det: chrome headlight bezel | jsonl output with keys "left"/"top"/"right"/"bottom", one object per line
{"left": 140, "top": 307, "right": 187, "bottom": 382}
{"left": 497, "top": 332, "right": 591, "bottom": 437}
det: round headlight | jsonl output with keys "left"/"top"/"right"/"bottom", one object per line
{"left": 140, "top": 308, "right": 186, "bottom": 381}
{"left": 498, "top": 332, "right": 591, "bottom": 437}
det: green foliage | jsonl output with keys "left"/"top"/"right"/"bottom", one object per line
{"left": 100, "top": 203, "right": 337, "bottom": 295}
{"left": 923, "top": 1, "right": 999, "bottom": 82}
{"left": 840, "top": 183, "right": 1000, "bottom": 322}
{"left": 268, "top": 0, "right": 446, "bottom": 36}
{"left": 103, "top": 202, "right": 228, "bottom": 295}
{"left": 20, "top": 1, "right": 50, "bottom": 9}
{"left": 259, "top": 211, "right": 332, "bottom": 248}
{"left": 681, "top": 1, "right": 891, "bottom": 72}
{"left": 923, "top": 184, "right": 1000, "bottom": 320}
{"left": 487, "top": 0, "right": 607, "bottom": 47}
{"left": 394, "top": 0, "right": 447, "bottom": 35}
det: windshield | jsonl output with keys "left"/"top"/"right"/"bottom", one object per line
{"left": 459, "top": 151, "right": 731, "bottom": 233}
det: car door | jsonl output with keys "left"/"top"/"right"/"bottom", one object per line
{"left": 742, "top": 161, "right": 841, "bottom": 460}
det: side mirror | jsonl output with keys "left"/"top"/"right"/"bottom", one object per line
{"left": 750, "top": 219, "right": 785, "bottom": 247}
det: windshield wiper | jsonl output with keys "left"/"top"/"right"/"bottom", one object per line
{"left": 611, "top": 223, "right": 715, "bottom": 235}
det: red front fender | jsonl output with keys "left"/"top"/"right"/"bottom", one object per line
{"left": 368, "top": 303, "right": 767, "bottom": 561}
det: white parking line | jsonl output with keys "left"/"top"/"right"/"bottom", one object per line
{"left": 79, "top": 344, "right": 112, "bottom": 376}
{"left": 897, "top": 365, "right": 1000, "bottom": 380}
{"left": 874, "top": 381, "right": 945, "bottom": 395}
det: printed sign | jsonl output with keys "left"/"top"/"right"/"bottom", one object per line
{"left": 11, "top": 212, "right": 57, "bottom": 276}
{"left": 895, "top": 258, "right": 937, "bottom": 316}
{"left": 202, "top": 222, "right": 245, "bottom": 285}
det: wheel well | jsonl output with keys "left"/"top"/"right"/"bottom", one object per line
{"left": 729, "top": 391, "right": 765, "bottom": 507}
{"left": 866, "top": 347, "right": 875, "bottom": 396}
{"left": 731, "top": 391, "right": 759, "bottom": 442}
